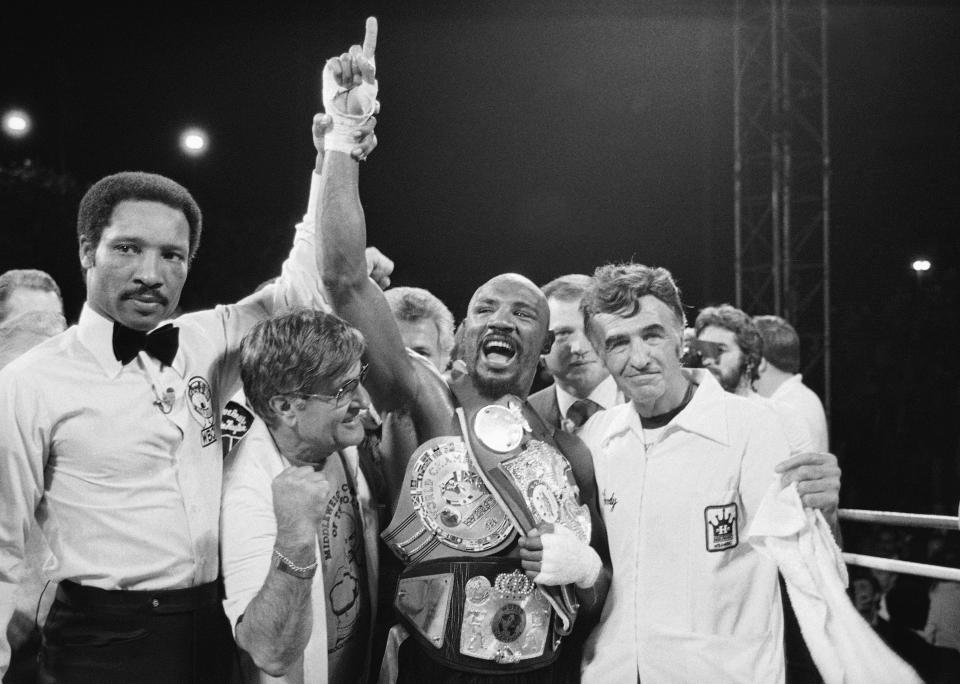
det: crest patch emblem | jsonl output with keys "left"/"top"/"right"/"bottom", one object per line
{"left": 704, "top": 502, "right": 738, "bottom": 552}
{"left": 187, "top": 376, "right": 217, "bottom": 447}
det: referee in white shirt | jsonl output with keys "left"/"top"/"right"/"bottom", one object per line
{"left": 0, "top": 152, "right": 381, "bottom": 680}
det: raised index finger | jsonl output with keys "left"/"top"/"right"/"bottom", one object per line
{"left": 363, "top": 16, "right": 378, "bottom": 59}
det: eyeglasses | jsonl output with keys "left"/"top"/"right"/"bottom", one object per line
{"left": 292, "top": 363, "right": 368, "bottom": 407}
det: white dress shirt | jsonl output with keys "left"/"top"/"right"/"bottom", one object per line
{"left": 220, "top": 420, "right": 379, "bottom": 684}
{"left": 0, "top": 172, "right": 324, "bottom": 675}
{"left": 771, "top": 374, "right": 829, "bottom": 452}
{"left": 578, "top": 369, "right": 790, "bottom": 684}
{"left": 747, "top": 391, "right": 817, "bottom": 456}
{"left": 554, "top": 374, "right": 624, "bottom": 420}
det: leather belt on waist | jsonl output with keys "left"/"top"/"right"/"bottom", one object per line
{"left": 56, "top": 579, "right": 221, "bottom": 616}
{"left": 394, "top": 557, "right": 561, "bottom": 675}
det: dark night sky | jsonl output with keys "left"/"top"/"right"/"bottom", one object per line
{"left": 3, "top": 2, "right": 958, "bottom": 314}
{"left": 3, "top": 2, "right": 960, "bottom": 512}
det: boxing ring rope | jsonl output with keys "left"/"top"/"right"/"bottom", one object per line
{"left": 838, "top": 507, "right": 960, "bottom": 583}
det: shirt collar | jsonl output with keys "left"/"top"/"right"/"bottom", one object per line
{"left": 555, "top": 374, "right": 622, "bottom": 418}
{"left": 668, "top": 368, "right": 731, "bottom": 446}
{"left": 593, "top": 368, "right": 730, "bottom": 449}
{"left": 76, "top": 304, "right": 185, "bottom": 379}
{"left": 771, "top": 373, "right": 803, "bottom": 400}
{"left": 77, "top": 304, "right": 125, "bottom": 378}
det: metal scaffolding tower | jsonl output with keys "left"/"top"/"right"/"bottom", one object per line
{"left": 734, "top": 0, "right": 831, "bottom": 416}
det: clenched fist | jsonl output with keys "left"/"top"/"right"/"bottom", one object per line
{"left": 272, "top": 465, "right": 331, "bottom": 544}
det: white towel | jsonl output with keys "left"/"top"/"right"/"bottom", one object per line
{"left": 748, "top": 480, "right": 923, "bottom": 684}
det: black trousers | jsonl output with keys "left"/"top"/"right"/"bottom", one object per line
{"left": 38, "top": 580, "right": 235, "bottom": 684}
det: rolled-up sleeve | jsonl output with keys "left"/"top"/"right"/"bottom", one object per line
{"left": 220, "top": 448, "right": 279, "bottom": 633}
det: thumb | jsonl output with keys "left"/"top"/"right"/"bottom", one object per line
{"left": 357, "top": 53, "right": 376, "bottom": 85}
{"left": 312, "top": 113, "right": 331, "bottom": 153}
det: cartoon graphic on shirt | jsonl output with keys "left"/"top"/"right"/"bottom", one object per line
{"left": 321, "top": 481, "right": 366, "bottom": 652}
{"left": 187, "top": 376, "right": 217, "bottom": 447}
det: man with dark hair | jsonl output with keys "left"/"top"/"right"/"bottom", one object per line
{"left": 0, "top": 269, "right": 63, "bottom": 325}
{"left": 576, "top": 262, "right": 839, "bottom": 682}
{"left": 76, "top": 172, "right": 204, "bottom": 266}
{"left": 221, "top": 309, "right": 380, "bottom": 683}
{"left": 694, "top": 305, "right": 837, "bottom": 467}
{"left": 753, "top": 314, "right": 829, "bottom": 452}
{"left": 528, "top": 274, "right": 623, "bottom": 433}
{"left": 0, "top": 123, "right": 378, "bottom": 678}
{"left": 317, "top": 22, "right": 609, "bottom": 682}
{"left": 384, "top": 286, "right": 455, "bottom": 371}
{"left": 694, "top": 303, "right": 764, "bottom": 394}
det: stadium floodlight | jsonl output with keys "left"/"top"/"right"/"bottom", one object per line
{"left": 179, "top": 127, "right": 209, "bottom": 157}
{"left": 2, "top": 109, "right": 32, "bottom": 139}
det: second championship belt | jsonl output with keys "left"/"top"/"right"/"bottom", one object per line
{"left": 450, "top": 377, "right": 591, "bottom": 635}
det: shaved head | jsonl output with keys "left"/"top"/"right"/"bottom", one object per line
{"left": 462, "top": 273, "right": 551, "bottom": 398}
{"left": 468, "top": 273, "right": 547, "bottom": 316}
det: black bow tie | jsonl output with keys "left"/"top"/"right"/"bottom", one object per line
{"left": 112, "top": 322, "right": 179, "bottom": 367}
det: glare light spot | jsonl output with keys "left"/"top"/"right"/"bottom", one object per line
{"left": 911, "top": 259, "right": 931, "bottom": 272}
{"left": 179, "top": 128, "right": 208, "bottom": 156}
{"left": 2, "top": 110, "right": 31, "bottom": 138}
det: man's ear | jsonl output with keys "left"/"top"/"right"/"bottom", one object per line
{"left": 268, "top": 395, "right": 296, "bottom": 426}
{"left": 79, "top": 238, "right": 95, "bottom": 270}
{"left": 540, "top": 330, "right": 556, "bottom": 355}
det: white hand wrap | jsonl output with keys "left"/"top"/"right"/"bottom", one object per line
{"left": 533, "top": 526, "right": 602, "bottom": 589}
{"left": 321, "top": 64, "right": 379, "bottom": 155}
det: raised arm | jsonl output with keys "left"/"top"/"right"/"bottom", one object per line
{"left": 318, "top": 18, "right": 422, "bottom": 413}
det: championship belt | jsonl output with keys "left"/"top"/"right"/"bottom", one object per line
{"left": 394, "top": 557, "right": 560, "bottom": 674}
{"left": 381, "top": 436, "right": 516, "bottom": 564}
{"left": 449, "top": 375, "right": 591, "bottom": 636}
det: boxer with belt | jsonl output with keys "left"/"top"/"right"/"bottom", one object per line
{"left": 317, "top": 20, "right": 610, "bottom": 682}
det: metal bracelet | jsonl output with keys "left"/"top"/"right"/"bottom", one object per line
{"left": 272, "top": 548, "right": 318, "bottom": 579}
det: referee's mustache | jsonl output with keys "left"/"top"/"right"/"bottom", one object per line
{"left": 123, "top": 287, "right": 169, "bottom": 306}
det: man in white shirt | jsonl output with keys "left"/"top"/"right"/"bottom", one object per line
{"left": 221, "top": 309, "right": 380, "bottom": 683}
{"left": 577, "top": 263, "right": 840, "bottom": 683}
{"left": 529, "top": 274, "right": 624, "bottom": 433}
{"left": 0, "top": 126, "right": 378, "bottom": 679}
{"left": 753, "top": 314, "right": 830, "bottom": 453}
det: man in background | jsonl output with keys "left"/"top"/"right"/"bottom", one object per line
{"left": 384, "top": 286, "right": 454, "bottom": 371}
{"left": 529, "top": 274, "right": 623, "bottom": 433}
{"left": 753, "top": 314, "right": 829, "bottom": 452}
{"left": 0, "top": 269, "right": 66, "bottom": 370}
{"left": 0, "top": 269, "right": 66, "bottom": 684}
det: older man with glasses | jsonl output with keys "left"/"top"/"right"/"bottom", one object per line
{"left": 220, "top": 308, "right": 381, "bottom": 684}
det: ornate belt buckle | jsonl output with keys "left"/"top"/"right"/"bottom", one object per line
{"left": 458, "top": 570, "right": 551, "bottom": 663}
{"left": 408, "top": 439, "right": 513, "bottom": 553}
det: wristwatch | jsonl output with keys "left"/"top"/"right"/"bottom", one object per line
{"left": 272, "top": 548, "right": 317, "bottom": 579}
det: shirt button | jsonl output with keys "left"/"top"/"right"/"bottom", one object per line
{"left": 152, "top": 598, "right": 160, "bottom": 608}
